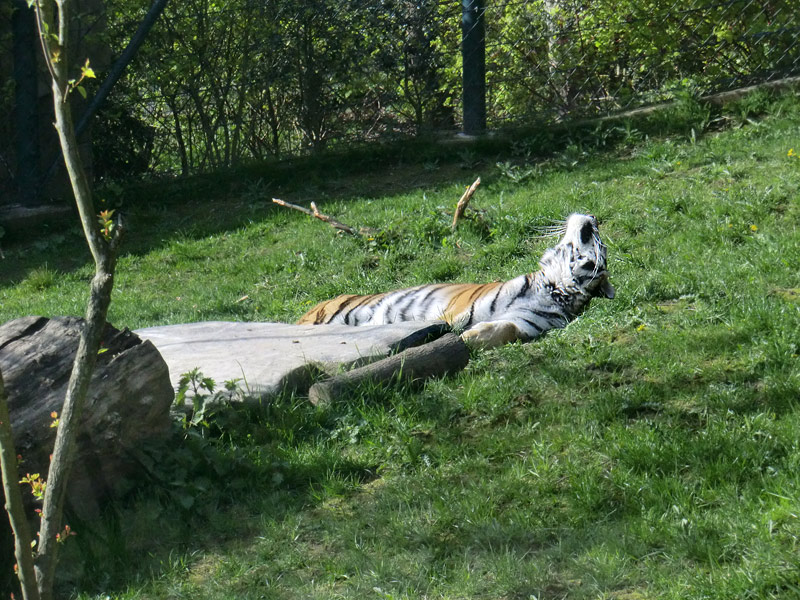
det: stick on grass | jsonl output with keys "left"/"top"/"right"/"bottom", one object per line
{"left": 452, "top": 177, "right": 481, "bottom": 230}
{"left": 272, "top": 198, "right": 358, "bottom": 235}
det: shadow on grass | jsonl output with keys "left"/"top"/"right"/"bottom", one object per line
{"left": 53, "top": 370, "right": 470, "bottom": 597}
{"left": 27, "top": 313, "right": 800, "bottom": 598}
{"left": 51, "top": 391, "right": 382, "bottom": 597}
{"left": 1, "top": 101, "right": 736, "bottom": 286}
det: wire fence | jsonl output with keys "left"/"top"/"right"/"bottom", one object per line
{"left": 482, "top": 0, "right": 800, "bottom": 126}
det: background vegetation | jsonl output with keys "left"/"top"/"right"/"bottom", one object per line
{"left": 1, "top": 90, "right": 799, "bottom": 598}
{"left": 2, "top": 0, "right": 798, "bottom": 201}
{"left": 85, "top": 0, "right": 800, "bottom": 176}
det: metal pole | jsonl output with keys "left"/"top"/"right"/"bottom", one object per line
{"left": 461, "top": 0, "right": 486, "bottom": 135}
{"left": 75, "top": 0, "right": 170, "bottom": 138}
{"left": 11, "top": 0, "right": 41, "bottom": 206}
{"left": 41, "top": 0, "right": 170, "bottom": 188}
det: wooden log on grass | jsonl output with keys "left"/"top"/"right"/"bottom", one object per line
{"left": 308, "top": 333, "right": 469, "bottom": 405}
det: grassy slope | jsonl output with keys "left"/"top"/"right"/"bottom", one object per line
{"left": 1, "top": 97, "right": 799, "bottom": 599}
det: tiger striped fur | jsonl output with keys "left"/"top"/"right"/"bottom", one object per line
{"left": 298, "top": 213, "right": 614, "bottom": 349}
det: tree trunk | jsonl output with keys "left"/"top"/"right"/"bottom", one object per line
{"left": 33, "top": 265, "right": 116, "bottom": 600}
{"left": 0, "top": 369, "right": 40, "bottom": 600}
{"left": 229, "top": 40, "right": 253, "bottom": 165}
{"left": 264, "top": 86, "right": 281, "bottom": 157}
{"left": 165, "top": 93, "right": 189, "bottom": 175}
{"left": 27, "top": 1, "right": 123, "bottom": 597}
{"left": 544, "top": 0, "right": 571, "bottom": 117}
{"left": 186, "top": 85, "right": 219, "bottom": 168}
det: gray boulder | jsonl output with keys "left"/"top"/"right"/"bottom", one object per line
{"left": 0, "top": 316, "right": 174, "bottom": 514}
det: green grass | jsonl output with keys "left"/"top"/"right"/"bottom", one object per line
{"left": 2, "top": 92, "right": 800, "bottom": 599}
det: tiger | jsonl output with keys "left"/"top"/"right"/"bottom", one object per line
{"left": 297, "top": 213, "right": 614, "bottom": 349}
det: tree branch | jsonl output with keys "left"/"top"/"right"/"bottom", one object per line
{"left": 309, "top": 202, "right": 357, "bottom": 235}
{"left": 75, "top": 0, "right": 169, "bottom": 138}
{"left": 29, "top": 1, "right": 122, "bottom": 597}
{"left": 272, "top": 198, "right": 358, "bottom": 235}
{"left": 41, "top": 0, "right": 171, "bottom": 191}
{"left": 452, "top": 177, "right": 481, "bottom": 230}
{"left": 271, "top": 197, "right": 314, "bottom": 217}
{"left": 32, "top": 1, "right": 57, "bottom": 83}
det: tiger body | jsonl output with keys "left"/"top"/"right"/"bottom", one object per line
{"left": 298, "top": 213, "right": 614, "bottom": 349}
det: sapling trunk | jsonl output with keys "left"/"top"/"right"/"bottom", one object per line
{"left": 0, "top": 369, "right": 41, "bottom": 600}
{"left": 27, "top": 1, "right": 122, "bottom": 597}
{"left": 33, "top": 266, "right": 117, "bottom": 599}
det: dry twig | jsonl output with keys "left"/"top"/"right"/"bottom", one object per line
{"left": 272, "top": 198, "right": 358, "bottom": 235}
{"left": 452, "top": 177, "right": 481, "bottom": 230}
{"left": 310, "top": 202, "right": 358, "bottom": 235}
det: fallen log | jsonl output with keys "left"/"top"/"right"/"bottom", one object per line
{"left": 308, "top": 332, "right": 469, "bottom": 405}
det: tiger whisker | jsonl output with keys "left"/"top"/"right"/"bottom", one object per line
{"left": 589, "top": 232, "right": 604, "bottom": 280}
{"left": 534, "top": 222, "right": 567, "bottom": 239}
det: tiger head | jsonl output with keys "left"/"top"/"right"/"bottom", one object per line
{"left": 539, "top": 213, "right": 615, "bottom": 311}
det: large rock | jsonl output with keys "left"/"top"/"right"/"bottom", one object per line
{"left": 135, "top": 320, "right": 448, "bottom": 398}
{"left": 0, "top": 316, "right": 174, "bottom": 513}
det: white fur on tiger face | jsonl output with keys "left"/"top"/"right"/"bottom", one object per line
{"left": 298, "top": 213, "right": 614, "bottom": 349}
{"left": 458, "top": 213, "right": 614, "bottom": 348}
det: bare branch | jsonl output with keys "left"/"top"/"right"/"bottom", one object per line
{"left": 452, "top": 177, "right": 481, "bottom": 230}
{"left": 309, "top": 202, "right": 357, "bottom": 235}
{"left": 272, "top": 197, "right": 314, "bottom": 217}
{"left": 272, "top": 198, "right": 358, "bottom": 235}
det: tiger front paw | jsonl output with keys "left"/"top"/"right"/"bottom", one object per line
{"left": 460, "top": 321, "right": 521, "bottom": 349}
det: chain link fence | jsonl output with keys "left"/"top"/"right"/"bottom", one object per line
{"left": 482, "top": 0, "right": 800, "bottom": 126}
{"left": 106, "top": 0, "right": 795, "bottom": 176}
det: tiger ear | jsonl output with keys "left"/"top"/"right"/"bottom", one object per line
{"left": 600, "top": 278, "right": 615, "bottom": 299}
